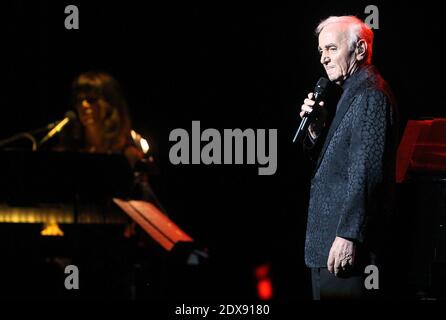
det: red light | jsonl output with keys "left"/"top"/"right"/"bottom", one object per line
{"left": 255, "top": 265, "right": 269, "bottom": 279}
{"left": 254, "top": 264, "right": 273, "bottom": 300}
{"left": 257, "top": 279, "right": 273, "bottom": 300}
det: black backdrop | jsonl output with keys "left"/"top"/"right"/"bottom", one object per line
{"left": 3, "top": 0, "right": 446, "bottom": 299}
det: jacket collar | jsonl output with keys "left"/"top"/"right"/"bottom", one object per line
{"left": 312, "top": 65, "right": 375, "bottom": 177}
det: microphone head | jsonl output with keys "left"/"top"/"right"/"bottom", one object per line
{"left": 314, "top": 77, "right": 330, "bottom": 96}
{"left": 64, "top": 111, "right": 77, "bottom": 121}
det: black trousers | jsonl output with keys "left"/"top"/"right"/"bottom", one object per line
{"left": 311, "top": 267, "right": 366, "bottom": 300}
{"left": 310, "top": 248, "right": 384, "bottom": 300}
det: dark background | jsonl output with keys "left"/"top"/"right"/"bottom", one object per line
{"left": 3, "top": 0, "right": 445, "bottom": 300}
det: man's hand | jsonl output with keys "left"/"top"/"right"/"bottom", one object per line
{"left": 327, "top": 236, "right": 355, "bottom": 276}
{"left": 299, "top": 92, "right": 327, "bottom": 139}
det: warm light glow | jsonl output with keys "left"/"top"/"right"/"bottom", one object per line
{"left": 41, "top": 222, "right": 64, "bottom": 236}
{"left": 140, "top": 138, "right": 150, "bottom": 154}
{"left": 131, "top": 130, "right": 150, "bottom": 154}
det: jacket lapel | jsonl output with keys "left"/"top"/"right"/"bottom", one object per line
{"left": 312, "top": 67, "right": 370, "bottom": 177}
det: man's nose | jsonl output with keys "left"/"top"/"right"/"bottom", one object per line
{"left": 320, "top": 52, "right": 330, "bottom": 65}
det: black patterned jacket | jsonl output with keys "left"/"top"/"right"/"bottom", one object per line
{"left": 304, "top": 65, "right": 398, "bottom": 268}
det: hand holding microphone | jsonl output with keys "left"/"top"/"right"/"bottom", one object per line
{"left": 292, "top": 77, "right": 330, "bottom": 143}
{"left": 299, "top": 92, "right": 327, "bottom": 140}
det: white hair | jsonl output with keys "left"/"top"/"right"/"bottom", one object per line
{"left": 316, "top": 16, "right": 374, "bottom": 64}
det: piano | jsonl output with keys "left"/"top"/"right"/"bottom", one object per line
{"left": 0, "top": 150, "right": 203, "bottom": 299}
{"left": 0, "top": 151, "right": 173, "bottom": 299}
{"left": 396, "top": 118, "right": 446, "bottom": 299}
{"left": 0, "top": 150, "right": 134, "bottom": 224}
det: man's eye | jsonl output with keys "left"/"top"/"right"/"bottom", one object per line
{"left": 329, "top": 47, "right": 337, "bottom": 51}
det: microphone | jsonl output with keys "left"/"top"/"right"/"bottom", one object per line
{"left": 292, "top": 77, "right": 330, "bottom": 144}
{"left": 38, "top": 111, "right": 77, "bottom": 147}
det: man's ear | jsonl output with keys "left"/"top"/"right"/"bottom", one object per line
{"left": 355, "top": 39, "right": 367, "bottom": 62}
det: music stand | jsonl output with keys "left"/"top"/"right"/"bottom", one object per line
{"left": 113, "top": 198, "right": 193, "bottom": 251}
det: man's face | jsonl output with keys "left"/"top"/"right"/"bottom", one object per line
{"left": 318, "top": 23, "right": 358, "bottom": 85}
